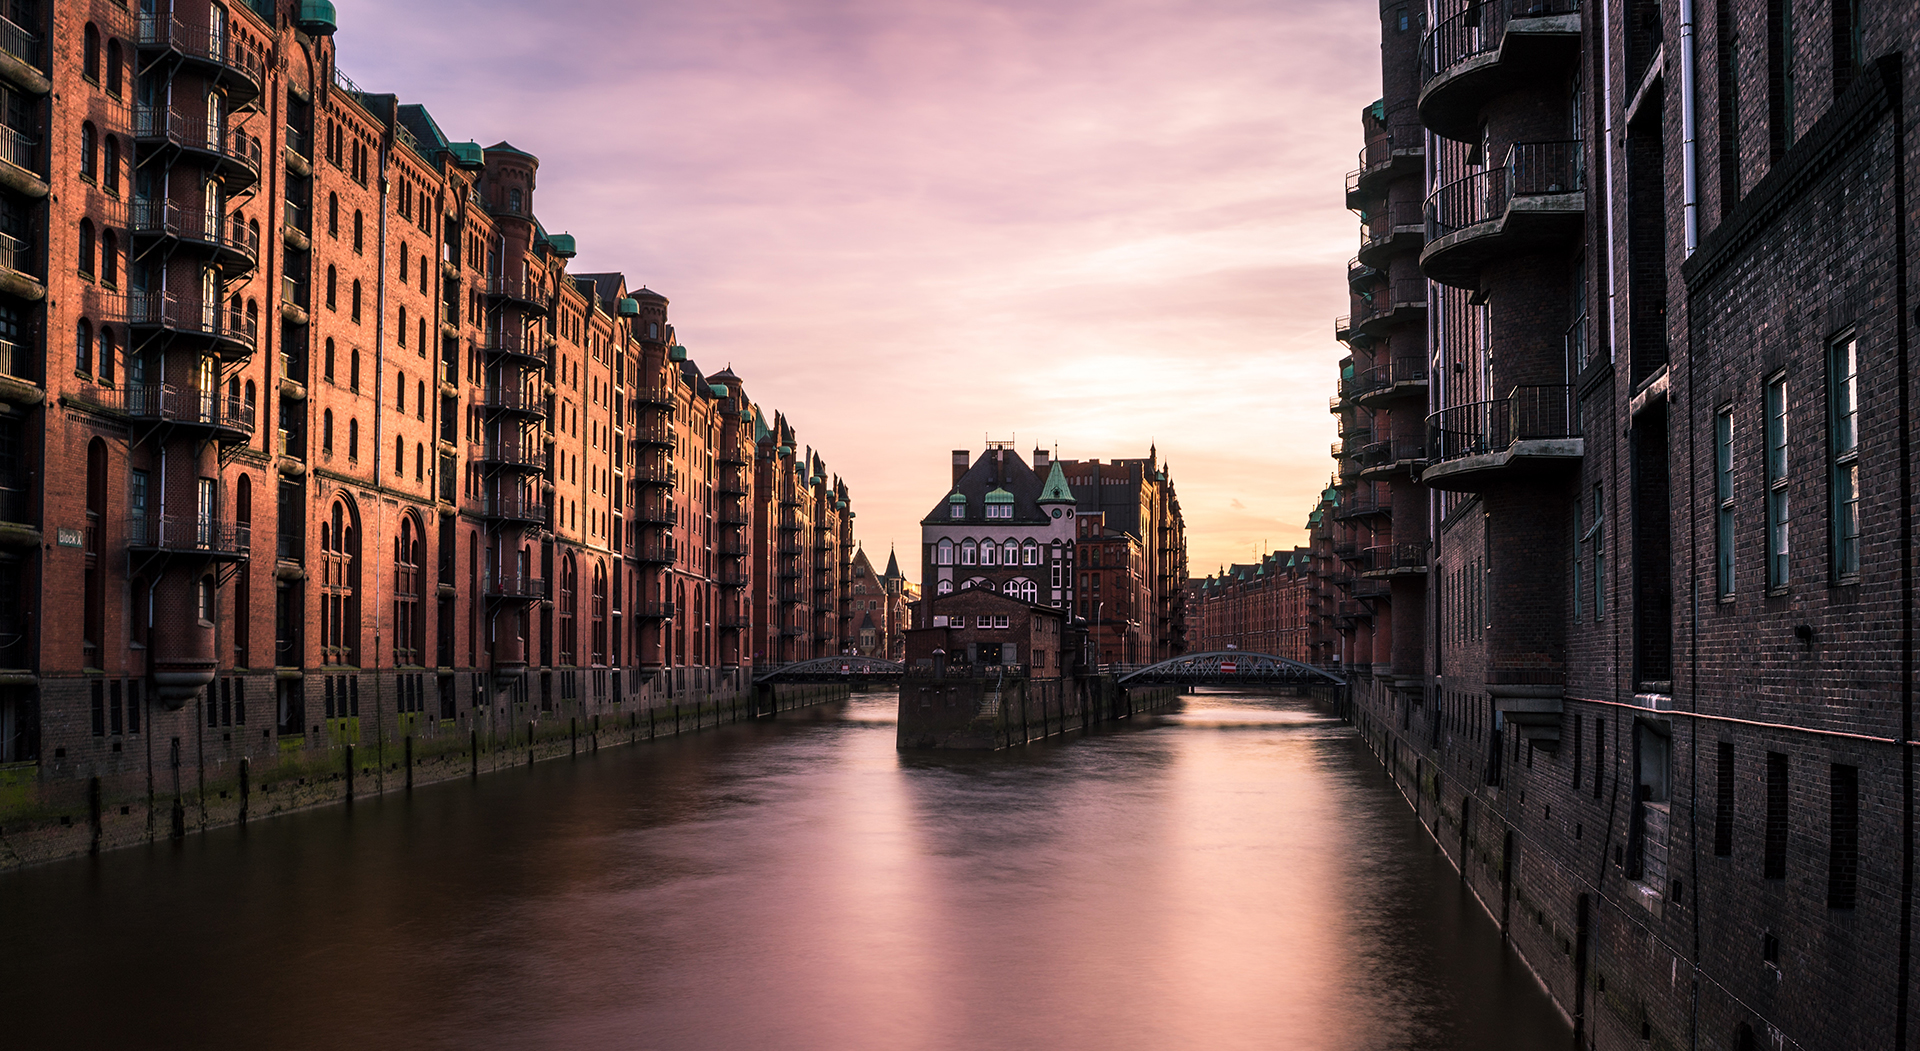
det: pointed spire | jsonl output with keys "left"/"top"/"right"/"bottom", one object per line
{"left": 883, "top": 545, "right": 902, "bottom": 579}
{"left": 1038, "top": 459, "right": 1074, "bottom": 504}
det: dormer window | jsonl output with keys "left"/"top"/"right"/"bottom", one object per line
{"left": 951, "top": 503, "right": 964, "bottom": 518}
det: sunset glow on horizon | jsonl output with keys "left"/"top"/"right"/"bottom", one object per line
{"left": 332, "top": 0, "right": 1380, "bottom": 575}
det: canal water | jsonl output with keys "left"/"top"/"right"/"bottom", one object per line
{"left": 0, "top": 689, "right": 1570, "bottom": 1050}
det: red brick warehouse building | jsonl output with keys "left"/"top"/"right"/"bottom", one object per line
{"left": 1328, "top": 0, "right": 1920, "bottom": 1047}
{"left": 0, "top": 0, "right": 873, "bottom": 836}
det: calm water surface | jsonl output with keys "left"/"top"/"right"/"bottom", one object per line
{"left": 1, "top": 689, "right": 1570, "bottom": 1050}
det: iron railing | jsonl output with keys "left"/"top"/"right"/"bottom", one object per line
{"left": 476, "top": 442, "right": 545, "bottom": 470}
{"left": 1423, "top": 0, "right": 1583, "bottom": 85}
{"left": 1360, "top": 201, "right": 1424, "bottom": 254}
{"left": 105, "top": 292, "right": 257, "bottom": 353}
{"left": 480, "top": 492, "right": 546, "bottom": 523}
{"left": 476, "top": 386, "right": 545, "bottom": 415}
{"left": 0, "top": 127, "right": 35, "bottom": 174}
{"left": 138, "top": 16, "right": 266, "bottom": 87}
{"left": 0, "top": 481, "right": 28, "bottom": 525}
{"left": 133, "top": 106, "right": 263, "bottom": 177}
{"left": 126, "top": 514, "right": 250, "bottom": 554}
{"left": 1427, "top": 384, "right": 1577, "bottom": 463}
{"left": 477, "top": 330, "right": 549, "bottom": 365}
{"left": 1351, "top": 354, "right": 1430, "bottom": 398}
{"left": 1369, "top": 542, "right": 1431, "bottom": 572}
{"left": 130, "top": 200, "right": 260, "bottom": 264}
{"left": 483, "top": 571, "right": 547, "bottom": 600}
{"left": 1427, "top": 140, "right": 1584, "bottom": 239}
{"left": 0, "top": 15, "right": 38, "bottom": 66}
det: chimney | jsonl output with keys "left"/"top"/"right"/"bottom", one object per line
{"left": 952, "top": 450, "right": 969, "bottom": 485}
{"left": 1033, "top": 446, "right": 1049, "bottom": 469}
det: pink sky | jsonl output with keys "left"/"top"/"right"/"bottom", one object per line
{"left": 332, "top": 0, "right": 1380, "bottom": 577}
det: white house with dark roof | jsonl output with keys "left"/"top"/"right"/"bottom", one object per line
{"left": 919, "top": 444, "right": 1079, "bottom": 622}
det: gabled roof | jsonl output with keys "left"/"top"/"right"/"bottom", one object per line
{"left": 921, "top": 447, "right": 1051, "bottom": 525}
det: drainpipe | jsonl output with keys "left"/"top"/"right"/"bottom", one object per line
{"left": 1678, "top": 0, "right": 1700, "bottom": 255}
{"left": 372, "top": 117, "right": 392, "bottom": 778}
{"left": 1600, "top": 0, "right": 1618, "bottom": 360}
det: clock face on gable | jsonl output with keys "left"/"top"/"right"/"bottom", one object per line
{"left": 1051, "top": 509, "right": 1062, "bottom": 518}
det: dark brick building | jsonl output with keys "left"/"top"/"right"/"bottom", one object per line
{"left": 1330, "top": 0, "right": 1920, "bottom": 1047}
{"left": 0, "top": 0, "right": 871, "bottom": 855}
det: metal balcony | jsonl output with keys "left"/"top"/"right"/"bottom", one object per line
{"left": 480, "top": 493, "right": 547, "bottom": 527}
{"left": 476, "top": 386, "right": 546, "bottom": 418}
{"left": 634, "top": 504, "right": 673, "bottom": 527}
{"left": 635, "top": 420, "right": 677, "bottom": 447}
{"left": 132, "top": 106, "right": 262, "bottom": 191}
{"left": 136, "top": 15, "right": 265, "bottom": 106}
{"left": 636, "top": 600, "right": 675, "bottom": 620}
{"left": 484, "top": 274, "right": 550, "bottom": 314}
{"left": 1422, "top": 140, "right": 1585, "bottom": 288}
{"left": 1423, "top": 384, "right": 1581, "bottom": 490}
{"left": 112, "top": 291, "right": 256, "bottom": 361}
{"left": 630, "top": 461, "right": 676, "bottom": 487}
{"left": 634, "top": 538, "right": 676, "bottom": 565}
{"left": 1357, "top": 201, "right": 1425, "bottom": 269}
{"left": 127, "top": 201, "right": 260, "bottom": 277}
{"left": 113, "top": 384, "right": 256, "bottom": 443}
{"left": 1420, "top": 0, "right": 1583, "bottom": 142}
{"left": 475, "top": 442, "right": 545, "bottom": 472}
{"left": 1357, "top": 436, "right": 1429, "bottom": 480}
{"left": 1353, "top": 279, "right": 1428, "bottom": 341}
{"left": 1346, "top": 101, "right": 1427, "bottom": 209}
{"left": 483, "top": 571, "right": 547, "bottom": 602}
{"left": 126, "top": 514, "right": 249, "bottom": 560}
{"left": 1363, "top": 542, "right": 1431, "bottom": 579}
{"left": 478, "top": 330, "right": 550, "bottom": 366}
{"left": 1351, "top": 354, "right": 1430, "bottom": 407}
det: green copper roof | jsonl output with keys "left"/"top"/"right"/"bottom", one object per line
{"left": 297, "top": 0, "right": 338, "bottom": 33}
{"left": 948, "top": 492, "right": 967, "bottom": 504}
{"left": 447, "top": 141, "right": 484, "bottom": 168}
{"left": 984, "top": 487, "right": 1014, "bottom": 504}
{"left": 1037, "top": 460, "right": 1074, "bottom": 503}
{"left": 709, "top": 384, "right": 729, "bottom": 398}
{"left": 617, "top": 297, "right": 640, "bottom": 316}
{"left": 668, "top": 346, "right": 687, "bottom": 362}
{"left": 776, "top": 444, "right": 791, "bottom": 457}
{"left": 545, "top": 233, "right": 576, "bottom": 258}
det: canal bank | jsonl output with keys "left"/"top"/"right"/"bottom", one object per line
{"left": 0, "top": 679, "right": 847, "bottom": 871}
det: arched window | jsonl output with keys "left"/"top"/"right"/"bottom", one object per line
{"left": 328, "top": 193, "right": 338, "bottom": 237}
{"left": 399, "top": 243, "right": 408, "bottom": 283}
{"left": 1003, "top": 540, "right": 1019, "bottom": 565}
{"left": 392, "top": 515, "right": 422, "bottom": 666}
{"left": 396, "top": 371, "right": 405, "bottom": 413}
{"left": 351, "top": 280, "right": 362, "bottom": 322}
{"left": 347, "top": 417, "right": 359, "bottom": 461}
{"left": 101, "top": 136, "right": 119, "bottom": 194}
{"left": 397, "top": 305, "right": 407, "bottom": 346}
{"left": 75, "top": 318, "right": 92, "bottom": 373}
{"left": 78, "top": 219, "right": 96, "bottom": 277}
{"left": 416, "top": 379, "right": 425, "bottom": 419}
{"left": 960, "top": 539, "right": 977, "bottom": 565}
{"left": 80, "top": 123, "right": 98, "bottom": 180}
{"left": 105, "top": 40, "right": 122, "bottom": 96}
{"left": 415, "top": 442, "right": 424, "bottom": 481}
{"left": 558, "top": 554, "right": 577, "bottom": 665}
{"left": 83, "top": 24, "right": 100, "bottom": 80}
{"left": 417, "top": 318, "right": 426, "bottom": 354}
{"left": 936, "top": 580, "right": 953, "bottom": 595}
{"left": 100, "top": 229, "right": 118, "bottom": 287}
{"left": 97, "top": 327, "right": 115, "bottom": 385}
{"left": 353, "top": 210, "right": 363, "bottom": 253}
{"left": 320, "top": 498, "right": 361, "bottom": 667}
{"left": 350, "top": 347, "right": 360, "bottom": 391}
{"left": 591, "top": 562, "right": 608, "bottom": 666}
{"left": 1023, "top": 539, "right": 1039, "bottom": 565}
{"left": 325, "top": 265, "right": 337, "bottom": 310}
{"left": 936, "top": 538, "right": 953, "bottom": 565}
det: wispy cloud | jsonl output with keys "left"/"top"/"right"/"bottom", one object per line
{"left": 332, "top": 0, "right": 1377, "bottom": 571}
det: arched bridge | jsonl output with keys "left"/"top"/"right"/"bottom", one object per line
{"left": 1115, "top": 651, "right": 1346, "bottom": 687}
{"left": 754, "top": 655, "right": 906, "bottom": 684}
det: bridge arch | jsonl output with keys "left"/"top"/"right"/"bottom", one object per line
{"left": 1115, "top": 651, "right": 1346, "bottom": 687}
{"left": 754, "top": 655, "right": 906, "bottom": 684}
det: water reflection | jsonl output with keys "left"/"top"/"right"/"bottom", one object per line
{"left": 0, "top": 688, "right": 1568, "bottom": 1051}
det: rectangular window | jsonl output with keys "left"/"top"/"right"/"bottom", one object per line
{"left": 1828, "top": 763, "right": 1857, "bottom": 909}
{"left": 1765, "top": 751, "right": 1790, "bottom": 879}
{"left": 1590, "top": 484, "right": 1606, "bottom": 620}
{"left": 1572, "top": 499, "right": 1583, "bottom": 618}
{"left": 1572, "top": 712, "right": 1584, "bottom": 789}
{"left": 1714, "top": 741, "right": 1735, "bottom": 856}
{"left": 1716, "top": 407, "right": 1735, "bottom": 596}
{"left": 1593, "top": 718, "right": 1605, "bottom": 799}
{"left": 1829, "top": 335, "right": 1859, "bottom": 579}
{"left": 1766, "top": 373, "right": 1789, "bottom": 589}
{"left": 90, "top": 680, "right": 105, "bottom": 736}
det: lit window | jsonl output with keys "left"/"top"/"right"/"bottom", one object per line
{"left": 1765, "top": 373, "right": 1789, "bottom": 589}
{"left": 1829, "top": 336, "right": 1859, "bottom": 579}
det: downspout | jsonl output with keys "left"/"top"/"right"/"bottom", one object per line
{"left": 372, "top": 121, "right": 392, "bottom": 787}
{"left": 1600, "top": 0, "right": 1619, "bottom": 359}
{"left": 1678, "top": 0, "right": 1700, "bottom": 256}
{"left": 1892, "top": 57, "right": 1914, "bottom": 1051}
